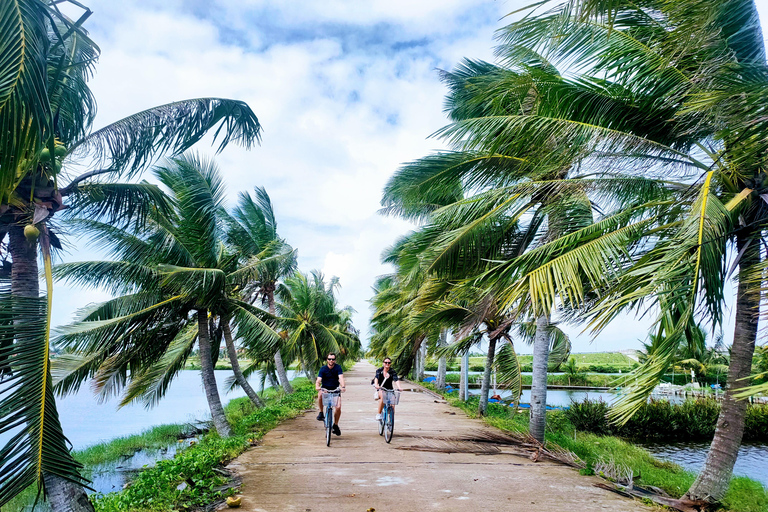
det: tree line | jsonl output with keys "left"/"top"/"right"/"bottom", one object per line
{"left": 368, "top": 0, "right": 768, "bottom": 506}
{"left": 0, "top": 2, "right": 360, "bottom": 511}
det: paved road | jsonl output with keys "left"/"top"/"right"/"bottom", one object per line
{"left": 227, "top": 362, "right": 651, "bottom": 512}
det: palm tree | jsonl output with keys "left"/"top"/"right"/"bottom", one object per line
{"left": 275, "top": 270, "right": 361, "bottom": 378}
{"left": 224, "top": 187, "right": 297, "bottom": 393}
{"left": 0, "top": 3, "right": 263, "bottom": 509}
{"left": 429, "top": 0, "right": 767, "bottom": 502}
{"left": 380, "top": 88, "right": 642, "bottom": 439}
{"left": 50, "top": 154, "right": 280, "bottom": 439}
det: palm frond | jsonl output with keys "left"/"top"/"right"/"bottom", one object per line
{"left": 68, "top": 98, "right": 262, "bottom": 176}
{"left": 62, "top": 181, "right": 173, "bottom": 230}
{"left": 119, "top": 325, "right": 196, "bottom": 408}
{"left": 0, "top": 0, "right": 51, "bottom": 204}
{"left": 0, "top": 283, "right": 87, "bottom": 507}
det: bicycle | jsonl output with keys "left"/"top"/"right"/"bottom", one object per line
{"left": 377, "top": 389, "right": 400, "bottom": 443}
{"left": 320, "top": 388, "right": 341, "bottom": 446}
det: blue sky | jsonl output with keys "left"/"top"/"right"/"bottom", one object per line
{"left": 52, "top": 0, "right": 768, "bottom": 353}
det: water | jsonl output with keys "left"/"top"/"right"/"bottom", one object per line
{"left": 85, "top": 438, "right": 197, "bottom": 494}
{"left": 469, "top": 387, "right": 617, "bottom": 407}
{"left": 463, "top": 385, "right": 768, "bottom": 487}
{"left": 643, "top": 442, "right": 768, "bottom": 488}
{"left": 0, "top": 370, "right": 296, "bottom": 454}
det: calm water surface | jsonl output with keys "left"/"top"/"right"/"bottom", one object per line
{"left": 643, "top": 442, "right": 768, "bottom": 487}
{"left": 57, "top": 369, "right": 296, "bottom": 450}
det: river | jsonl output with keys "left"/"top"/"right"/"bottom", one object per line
{"left": 57, "top": 369, "right": 297, "bottom": 450}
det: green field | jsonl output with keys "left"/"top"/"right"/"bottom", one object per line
{"left": 462, "top": 352, "right": 637, "bottom": 372}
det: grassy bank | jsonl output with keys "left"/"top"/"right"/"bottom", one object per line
{"left": 9, "top": 379, "right": 316, "bottom": 512}
{"left": 425, "top": 384, "right": 768, "bottom": 512}
{"left": 92, "top": 380, "right": 316, "bottom": 511}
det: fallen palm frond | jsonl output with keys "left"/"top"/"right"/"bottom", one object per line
{"left": 395, "top": 429, "right": 585, "bottom": 469}
{"left": 594, "top": 482, "right": 713, "bottom": 512}
{"left": 590, "top": 458, "right": 716, "bottom": 512}
{"left": 592, "top": 459, "right": 636, "bottom": 487}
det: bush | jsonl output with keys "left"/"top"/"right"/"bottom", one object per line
{"left": 565, "top": 399, "right": 612, "bottom": 435}
{"left": 745, "top": 404, "right": 768, "bottom": 442}
{"left": 566, "top": 398, "right": 768, "bottom": 442}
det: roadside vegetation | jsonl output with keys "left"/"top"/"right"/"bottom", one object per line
{"left": 427, "top": 384, "right": 768, "bottom": 512}
{"left": 368, "top": 0, "right": 768, "bottom": 505}
{"left": 566, "top": 399, "right": 768, "bottom": 443}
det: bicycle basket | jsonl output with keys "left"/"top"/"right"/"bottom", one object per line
{"left": 322, "top": 392, "right": 339, "bottom": 408}
{"left": 383, "top": 390, "right": 400, "bottom": 405}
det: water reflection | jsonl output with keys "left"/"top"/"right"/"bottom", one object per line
{"left": 643, "top": 442, "right": 768, "bottom": 487}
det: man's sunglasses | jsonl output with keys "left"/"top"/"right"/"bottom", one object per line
{"left": 383, "top": 361, "right": 391, "bottom": 364}
{"left": 327, "top": 357, "right": 336, "bottom": 361}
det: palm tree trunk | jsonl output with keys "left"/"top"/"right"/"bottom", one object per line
{"left": 530, "top": 313, "right": 551, "bottom": 443}
{"left": 478, "top": 335, "right": 498, "bottom": 416}
{"left": 685, "top": 237, "right": 759, "bottom": 502}
{"left": 436, "top": 329, "right": 447, "bottom": 392}
{"left": 267, "top": 369, "right": 280, "bottom": 390}
{"left": 196, "top": 309, "right": 231, "bottom": 437}
{"left": 9, "top": 226, "right": 95, "bottom": 512}
{"left": 222, "top": 320, "right": 263, "bottom": 408}
{"left": 268, "top": 291, "right": 293, "bottom": 393}
{"left": 416, "top": 340, "right": 426, "bottom": 382}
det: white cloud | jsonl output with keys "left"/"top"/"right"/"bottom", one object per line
{"left": 51, "top": 0, "right": 710, "bottom": 356}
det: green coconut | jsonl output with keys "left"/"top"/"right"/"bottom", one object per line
{"left": 40, "top": 148, "right": 51, "bottom": 162}
{"left": 24, "top": 224, "right": 40, "bottom": 243}
{"left": 54, "top": 144, "right": 67, "bottom": 157}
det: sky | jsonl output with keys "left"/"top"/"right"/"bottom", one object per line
{"left": 51, "top": 0, "right": 768, "bottom": 354}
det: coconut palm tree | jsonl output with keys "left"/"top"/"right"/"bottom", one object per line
{"left": 50, "top": 154, "right": 280, "bottom": 438}
{"left": 0, "top": 3, "right": 263, "bottom": 509}
{"left": 224, "top": 187, "right": 297, "bottom": 393}
{"left": 428, "top": 0, "right": 768, "bottom": 502}
{"left": 380, "top": 87, "right": 651, "bottom": 439}
{"left": 275, "top": 270, "right": 361, "bottom": 377}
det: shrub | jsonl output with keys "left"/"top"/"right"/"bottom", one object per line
{"left": 567, "top": 398, "right": 768, "bottom": 442}
{"left": 565, "top": 399, "right": 612, "bottom": 435}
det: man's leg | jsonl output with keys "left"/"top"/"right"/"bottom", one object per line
{"left": 334, "top": 402, "right": 342, "bottom": 424}
{"left": 316, "top": 392, "right": 324, "bottom": 421}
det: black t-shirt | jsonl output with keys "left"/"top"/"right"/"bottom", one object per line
{"left": 374, "top": 367, "right": 399, "bottom": 390}
{"left": 318, "top": 364, "right": 343, "bottom": 390}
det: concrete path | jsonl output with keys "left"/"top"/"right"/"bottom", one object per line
{"left": 227, "top": 362, "right": 651, "bottom": 512}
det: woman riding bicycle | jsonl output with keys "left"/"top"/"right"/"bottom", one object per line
{"left": 373, "top": 358, "right": 402, "bottom": 421}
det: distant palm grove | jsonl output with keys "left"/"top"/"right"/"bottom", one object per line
{"left": 1, "top": 0, "right": 768, "bottom": 511}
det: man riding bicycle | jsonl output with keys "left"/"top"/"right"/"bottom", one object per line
{"left": 316, "top": 352, "right": 345, "bottom": 436}
{"left": 373, "top": 357, "right": 402, "bottom": 420}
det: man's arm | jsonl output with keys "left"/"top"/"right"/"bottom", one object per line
{"left": 315, "top": 376, "right": 323, "bottom": 391}
{"left": 339, "top": 374, "right": 346, "bottom": 391}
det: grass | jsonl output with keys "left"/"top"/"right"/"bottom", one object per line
{"left": 8, "top": 378, "right": 317, "bottom": 512}
{"left": 75, "top": 424, "right": 191, "bottom": 467}
{"left": 92, "top": 379, "right": 317, "bottom": 511}
{"left": 426, "top": 384, "right": 768, "bottom": 512}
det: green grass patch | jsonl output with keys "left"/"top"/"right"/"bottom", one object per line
{"left": 75, "top": 424, "right": 191, "bottom": 467}
{"left": 92, "top": 380, "right": 316, "bottom": 512}
{"left": 423, "top": 383, "right": 768, "bottom": 512}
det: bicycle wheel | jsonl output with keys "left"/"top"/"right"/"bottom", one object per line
{"left": 384, "top": 406, "right": 394, "bottom": 443}
{"left": 325, "top": 406, "right": 333, "bottom": 446}
{"left": 378, "top": 409, "right": 385, "bottom": 436}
